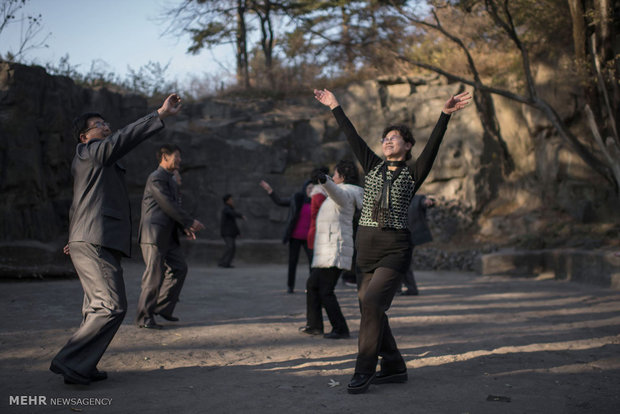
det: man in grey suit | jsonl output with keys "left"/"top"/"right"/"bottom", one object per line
{"left": 136, "top": 144, "right": 204, "bottom": 329}
{"left": 50, "top": 94, "right": 182, "bottom": 385}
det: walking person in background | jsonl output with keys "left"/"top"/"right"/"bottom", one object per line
{"left": 259, "top": 179, "right": 313, "bottom": 293}
{"left": 307, "top": 167, "right": 329, "bottom": 255}
{"left": 314, "top": 87, "right": 471, "bottom": 394}
{"left": 219, "top": 194, "right": 245, "bottom": 268}
{"left": 136, "top": 144, "right": 205, "bottom": 330}
{"left": 300, "top": 160, "right": 363, "bottom": 339}
{"left": 52, "top": 94, "right": 182, "bottom": 385}
{"left": 401, "top": 195, "right": 435, "bottom": 296}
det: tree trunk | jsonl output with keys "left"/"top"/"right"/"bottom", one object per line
{"left": 595, "top": 0, "right": 619, "bottom": 138}
{"left": 474, "top": 90, "right": 515, "bottom": 175}
{"left": 236, "top": 0, "right": 250, "bottom": 89}
{"left": 255, "top": 0, "right": 275, "bottom": 88}
{"left": 567, "top": 0, "right": 587, "bottom": 64}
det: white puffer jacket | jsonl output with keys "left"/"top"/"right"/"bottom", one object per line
{"left": 311, "top": 179, "right": 364, "bottom": 270}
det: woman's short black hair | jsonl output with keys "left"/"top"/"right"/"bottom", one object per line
{"left": 334, "top": 159, "right": 359, "bottom": 185}
{"left": 72, "top": 112, "right": 103, "bottom": 143}
{"left": 222, "top": 193, "right": 232, "bottom": 203}
{"left": 382, "top": 125, "right": 416, "bottom": 160}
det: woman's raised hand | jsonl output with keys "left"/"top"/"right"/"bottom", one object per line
{"left": 313, "top": 89, "right": 340, "bottom": 110}
{"left": 259, "top": 180, "right": 273, "bottom": 194}
{"left": 442, "top": 91, "right": 472, "bottom": 114}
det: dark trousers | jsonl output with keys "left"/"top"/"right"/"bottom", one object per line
{"left": 306, "top": 267, "right": 349, "bottom": 334}
{"left": 288, "top": 238, "right": 312, "bottom": 290}
{"left": 52, "top": 242, "right": 127, "bottom": 378}
{"left": 219, "top": 236, "right": 236, "bottom": 267}
{"left": 136, "top": 242, "right": 188, "bottom": 325}
{"left": 402, "top": 247, "right": 419, "bottom": 292}
{"left": 355, "top": 267, "right": 406, "bottom": 375}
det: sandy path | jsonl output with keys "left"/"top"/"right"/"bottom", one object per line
{"left": 1, "top": 262, "right": 619, "bottom": 413}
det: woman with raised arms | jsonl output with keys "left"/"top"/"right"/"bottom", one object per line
{"left": 314, "top": 88, "right": 471, "bottom": 394}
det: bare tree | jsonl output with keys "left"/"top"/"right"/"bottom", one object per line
{"left": 250, "top": 0, "right": 276, "bottom": 87}
{"left": 161, "top": 0, "right": 250, "bottom": 89}
{"left": 282, "top": 0, "right": 407, "bottom": 74}
{"left": 390, "top": 0, "right": 620, "bottom": 193}
{"left": 394, "top": 4, "right": 514, "bottom": 176}
{"left": 0, "top": 0, "right": 50, "bottom": 61}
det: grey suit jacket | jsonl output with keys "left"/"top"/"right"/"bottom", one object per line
{"left": 68, "top": 111, "right": 164, "bottom": 257}
{"left": 138, "top": 166, "right": 194, "bottom": 248}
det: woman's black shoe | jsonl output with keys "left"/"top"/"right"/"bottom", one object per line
{"left": 347, "top": 373, "right": 375, "bottom": 394}
{"left": 372, "top": 369, "right": 408, "bottom": 384}
{"left": 323, "top": 331, "right": 350, "bottom": 339}
{"left": 299, "top": 326, "right": 323, "bottom": 335}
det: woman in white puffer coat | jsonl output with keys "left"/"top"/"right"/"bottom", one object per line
{"left": 299, "top": 160, "right": 364, "bottom": 339}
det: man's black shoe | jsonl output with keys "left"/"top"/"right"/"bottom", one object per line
{"left": 157, "top": 313, "right": 179, "bottom": 322}
{"left": 401, "top": 289, "right": 419, "bottom": 296}
{"left": 299, "top": 326, "right": 323, "bottom": 335}
{"left": 372, "top": 369, "right": 408, "bottom": 384}
{"left": 90, "top": 370, "right": 108, "bottom": 382}
{"left": 347, "top": 373, "right": 375, "bottom": 394}
{"left": 64, "top": 370, "right": 107, "bottom": 385}
{"left": 323, "top": 331, "right": 350, "bottom": 339}
{"left": 50, "top": 361, "right": 90, "bottom": 385}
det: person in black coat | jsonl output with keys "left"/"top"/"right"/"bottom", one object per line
{"left": 401, "top": 195, "right": 435, "bottom": 295}
{"left": 259, "top": 179, "right": 313, "bottom": 293}
{"left": 219, "top": 194, "right": 245, "bottom": 268}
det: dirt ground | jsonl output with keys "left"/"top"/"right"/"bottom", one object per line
{"left": 1, "top": 261, "right": 620, "bottom": 414}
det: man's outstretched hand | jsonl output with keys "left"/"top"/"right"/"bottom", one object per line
{"left": 158, "top": 94, "right": 182, "bottom": 119}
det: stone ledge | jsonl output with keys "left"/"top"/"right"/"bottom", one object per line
{"left": 478, "top": 249, "right": 620, "bottom": 289}
{"left": 0, "top": 240, "right": 75, "bottom": 280}
{"left": 0, "top": 239, "right": 299, "bottom": 280}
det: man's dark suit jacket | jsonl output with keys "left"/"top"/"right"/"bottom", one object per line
{"left": 68, "top": 112, "right": 164, "bottom": 257}
{"left": 138, "top": 166, "right": 194, "bottom": 249}
{"left": 220, "top": 205, "right": 242, "bottom": 237}
{"left": 408, "top": 195, "right": 433, "bottom": 247}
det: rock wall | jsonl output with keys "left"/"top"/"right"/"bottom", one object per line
{"left": 0, "top": 61, "right": 613, "bottom": 255}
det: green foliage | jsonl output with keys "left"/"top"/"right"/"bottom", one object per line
{"left": 187, "top": 21, "right": 232, "bottom": 54}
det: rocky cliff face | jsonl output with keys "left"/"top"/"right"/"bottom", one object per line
{"left": 0, "top": 61, "right": 613, "bottom": 255}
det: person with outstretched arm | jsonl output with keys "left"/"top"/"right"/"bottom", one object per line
{"left": 52, "top": 94, "right": 183, "bottom": 385}
{"left": 314, "top": 87, "right": 471, "bottom": 394}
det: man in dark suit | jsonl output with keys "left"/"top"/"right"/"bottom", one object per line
{"left": 402, "top": 194, "right": 435, "bottom": 295}
{"left": 136, "top": 145, "right": 204, "bottom": 329}
{"left": 50, "top": 94, "right": 182, "bottom": 385}
{"left": 218, "top": 194, "right": 245, "bottom": 268}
